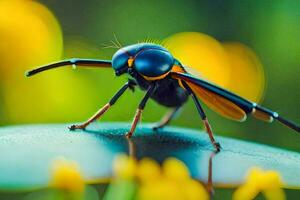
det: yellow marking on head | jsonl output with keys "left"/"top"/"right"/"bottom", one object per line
{"left": 128, "top": 57, "right": 134, "bottom": 67}
{"left": 142, "top": 71, "right": 170, "bottom": 81}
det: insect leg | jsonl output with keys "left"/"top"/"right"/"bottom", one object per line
{"left": 69, "top": 80, "right": 137, "bottom": 130}
{"left": 126, "top": 83, "right": 157, "bottom": 138}
{"left": 182, "top": 81, "right": 221, "bottom": 152}
{"left": 152, "top": 107, "right": 182, "bottom": 130}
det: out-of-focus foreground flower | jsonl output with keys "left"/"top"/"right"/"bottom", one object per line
{"left": 233, "top": 167, "right": 286, "bottom": 200}
{"left": 50, "top": 157, "right": 85, "bottom": 193}
{"left": 104, "top": 154, "right": 209, "bottom": 200}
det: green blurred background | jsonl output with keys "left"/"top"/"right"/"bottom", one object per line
{"left": 0, "top": 0, "right": 299, "bottom": 151}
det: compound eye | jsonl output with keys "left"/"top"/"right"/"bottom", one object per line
{"left": 112, "top": 49, "right": 130, "bottom": 74}
{"left": 134, "top": 49, "right": 174, "bottom": 77}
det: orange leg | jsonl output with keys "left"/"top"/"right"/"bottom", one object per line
{"left": 69, "top": 81, "right": 135, "bottom": 130}
{"left": 126, "top": 109, "right": 143, "bottom": 138}
{"left": 203, "top": 119, "right": 221, "bottom": 152}
{"left": 69, "top": 103, "right": 110, "bottom": 130}
{"left": 183, "top": 81, "right": 221, "bottom": 152}
{"left": 126, "top": 84, "right": 156, "bottom": 138}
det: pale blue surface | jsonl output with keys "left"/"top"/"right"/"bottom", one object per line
{"left": 0, "top": 122, "right": 300, "bottom": 190}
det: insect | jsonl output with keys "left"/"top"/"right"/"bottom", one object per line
{"left": 26, "top": 43, "right": 300, "bottom": 152}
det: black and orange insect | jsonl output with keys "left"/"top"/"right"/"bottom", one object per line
{"left": 26, "top": 43, "right": 300, "bottom": 151}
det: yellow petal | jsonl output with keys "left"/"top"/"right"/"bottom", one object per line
{"left": 136, "top": 158, "right": 161, "bottom": 183}
{"left": 138, "top": 178, "right": 184, "bottom": 200}
{"left": 263, "top": 188, "right": 286, "bottom": 200}
{"left": 233, "top": 184, "right": 259, "bottom": 200}
{"left": 162, "top": 158, "right": 190, "bottom": 181}
{"left": 50, "top": 157, "right": 84, "bottom": 193}
{"left": 247, "top": 168, "right": 283, "bottom": 190}
{"left": 184, "top": 180, "right": 209, "bottom": 200}
{"left": 260, "top": 171, "right": 283, "bottom": 190}
{"left": 234, "top": 167, "right": 285, "bottom": 200}
{"left": 113, "top": 154, "right": 137, "bottom": 179}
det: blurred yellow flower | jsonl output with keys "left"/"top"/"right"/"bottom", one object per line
{"left": 113, "top": 154, "right": 209, "bottom": 200}
{"left": 0, "top": 0, "right": 103, "bottom": 125}
{"left": 163, "top": 32, "right": 265, "bottom": 103}
{"left": 0, "top": 0, "right": 68, "bottom": 124}
{"left": 233, "top": 167, "right": 286, "bottom": 200}
{"left": 114, "top": 154, "right": 137, "bottom": 179}
{"left": 50, "top": 157, "right": 85, "bottom": 193}
{"left": 0, "top": 0, "right": 63, "bottom": 76}
{"left": 164, "top": 32, "right": 231, "bottom": 88}
{"left": 136, "top": 158, "right": 161, "bottom": 183}
{"left": 223, "top": 42, "right": 265, "bottom": 102}
{"left": 162, "top": 157, "right": 190, "bottom": 181}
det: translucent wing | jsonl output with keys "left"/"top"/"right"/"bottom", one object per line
{"left": 172, "top": 65, "right": 247, "bottom": 121}
{"left": 164, "top": 33, "right": 265, "bottom": 102}
{"left": 171, "top": 71, "right": 300, "bottom": 132}
{"left": 188, "top": 81, "right": 247, "bottom": 121}
{"left": 171, "top": 64, "right": 250, "bottom": 121}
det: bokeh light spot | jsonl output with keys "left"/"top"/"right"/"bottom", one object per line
{"left": 164, "top": 32, "right": 231, "bottom": 88}
{"left": 164, "top": 32, "right": 265, "bottom": 103}
{"left": 0, "top": 0, "right": 64, "bottom": 124}
{"left": 223, "top": 42, "right": 265, "bottom": 102}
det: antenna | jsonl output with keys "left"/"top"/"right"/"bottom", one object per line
{"left": 25, "top": 58, "right": 112, "bottom": 77}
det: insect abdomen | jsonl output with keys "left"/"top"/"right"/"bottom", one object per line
{"left": 151, "top": 79, "right": 189, "bottom": 107}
